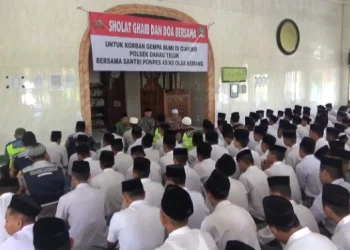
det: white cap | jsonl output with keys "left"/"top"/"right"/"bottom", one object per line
{"left": 172, "top": 109, "right": 179, "bottom": 114}
{"left": 182, "top": 117, "right": 192, "bottom": 126}
{"left": 129, "top": 117, "right": 138, "bottom": 124}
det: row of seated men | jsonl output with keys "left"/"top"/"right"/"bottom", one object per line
{"left": 1, "top": 103, "right": 350, "bottom": 249}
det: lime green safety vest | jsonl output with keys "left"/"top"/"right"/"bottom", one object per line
{"left": 6, "top": 140, "right": 25, "bottom": 175}
{"left": 182, "top": 130, "right": 195, "bottom": 151}
{"left": 153, "top": 128, "right": 162, "bottom": 143}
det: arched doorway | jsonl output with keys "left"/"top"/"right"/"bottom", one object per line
{"left": 79, "top": 4, "right": 215, "bottom": 132}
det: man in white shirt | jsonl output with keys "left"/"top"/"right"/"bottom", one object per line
{"left": 322, "top": 184, "right": 350, "bottom": 250}
{"left": 56, "top": 161, "right": 108, "bottom": 250}
{"left": 222, "top": 124, "right": 239, "bottom": 158}
{"left": 253, "top": 125, "right": 267, "bottom": 156}
{"left": 245, "top": 117, "right": 258, "bottom": 150}
{"left": 201, "top": 170, "right": 261, "bottom": 250}
{"left": 123, "top": 117, "right": 139, "bottom": 150}
{"left": 237, "top": 149, "right": 270, "bottom": 222}
{"left": 215, "top": 154, "right": 249, "bottom": 211}
{"left": 0, "top": 194, "right": 41, "bottom": 250}
{"left": 326, "top": 127, "right": 340, "bottom": 143}
{"left": 131, "top": 157, "right": 164, "bottom": 207}
{"left": 127, "top": 125, "right": 143, "bottom": 155}
{"left": 76, "top": 145, "right": 102, "bottom": 179}
{"left": 262, "top": 195, "right": 337, "bottom": 250}
{"left": 205, "top": 131, "right": 229, "bottom": 161}
{"left": 258, "top": 176, "right": 319, "bottom": 245}
{"left": 310, "top": 157, "right": 350, "bottom": 236}
{"left": 173, "top": 148, "right": 202, "bottom": 194}
{"left": 295, "top": 137, "right": 322, "bottom": 207}
{"left": 188, "top": 132, "right": 204, "bottom": 167}
{"left": 267, "top": 115, "right": 279, "bottom": 139}
{"left": 108, "top": 179, "right": 164, "bottom": 250}
{"left": 264, "top": 145, "right": 302, "bottom": 204}
{"left": 156, "top": 185, "right": 217, "bottom": 250}
{"left": 142, "top": 133, "right": 160, "bottom": 162}
{"left": 111, "top": 138, "right": 133, "bottom": 177}
{"left": 90, "top": 151, "right": 124, "bottom": 216}
{"left": 165, "top": 165, "right": 208, "bottom": 229}
{"left": 193, "top": 142, "right": 216, "bottom": 183}
{"left": 283, "top": 130, "right": 301, "bottom": 169}
{"left": 310, "top": 124, "right": 329, "bottom": 153}
{"left": 96, "top": 133, "right": 114, "bottom": 159}
{"left": 260, "top": 134, "right": 276, "bottom": 162}
{"left": 46, "top": 131, "right": 68, "bottom": 169}
{"left": 297, "top": 116, "right": 311, "bottom": 139}
{"left": 159, "top": 132, "right": 176, "bottom": 176}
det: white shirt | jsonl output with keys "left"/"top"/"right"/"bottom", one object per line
{"left": 155, "top": 226, "right": 217, "bottom": 250}
{"left": 108, "top": 200, "right": 164, "bottom": 250}
{"left": 285, "top": 143, "right": 301, "bottom": 170}
{"left": 315, "top": 137, "right": 329, "bottom": 153}
{"left": 188, "top": 147, "right": 198, "bottom": 167}
{"left": 84, "top": 157, "right": 102, "bottom": 179}
{"left": 248, "top": 132, "right": 259, "bottom": 150}
{"left": 184, "top": 187, "right": 209, "bottom": 229}
{"left": 184, "top": 164, "right": 203, "bottom": 194}
{"left": 159, "top": 151, "right": 174, "bottom": 175}
{"left": 297, "top": 125, "right": 310, "bottom": 140}
{"left": 139, "top": 178, "right": 164, "bottom": 207}
{"left": 46, "top": 142, "right": 68, "bottom": 168}
{"left": 233, "top": 147, "right": 261, "bottom": 180}
{"left": 0, "top": 224, "right": 33, "bottom": 250}
{"left": 295, "top": 155, "right": 322, "bottom": 198}
{"left": 260, "top": 150, "right": 269, "bottom": 162}
{"left": 193, "top": 158, "right": 216, "bottom": 183}
{"left": 68, "top": 151, "right": 97, "bottom": 176}
{"left": 158, "top": 141, "right": 183, "bottom": 157}
{"left": 284, "top": 227, "right": 337, "bottom": 250}
{"left": 210, "top": 145, "right": 229, "bottom": 161}
{"left": 267, "top": 126, "right": 278, "bottom": 139}
{"left": 332, "top": 214, "right": 350, "bottom": 250}
{"left": 258, "top": 200, "right": 319, "bottom": 245}
{"left": 239, "top": 166, "right": 270, "bottom": 220}
{"left": 254, "top": 140, "right": 264, "bottom": 156}
{"left": 127, "top": 138, "right": 142, "bottom": 155}
{"left": 0, "top": 193, "right": 13, "bottom": 244}
{"left": 265, "top": 161, "right": 302, "bottom": 204}
{"left": 226, "top": 143, "right": 239, "bottom": 158}
{"left": 113, "top": 152, "right": 133, "bottom": 177}
{"left": 56, "top": 183, "right": 108, "bottom": 250}
{"left": 90, "top": 168, "right": 125, "bottom": 215}
{"left": 201, "top": 200, "right": 261, "bottom": 250}
{"left": 310, "top": 178, "right": 350, "bottom": 234}
{"left": 227, "top": 177, "right": 249, "bottom": 211}
{"left": 125, "top": 161, "right": 162, "bottom": 184}
{"left": 144, "top": 147, "right": 160, "bottom": 162}
{"left": 123, "top": 129, "right": 134, "bottom": 151}
{"left": 96, "top": 145, "right": 112, "bottom": 159}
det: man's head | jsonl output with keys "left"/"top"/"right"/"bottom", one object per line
{"left": 22, "top": 131, "right": 37, "bottom": 148}
{"left": 173, "top": 148, "right": 188, "bottom": 165}
{"left": 277, "top": 111, "right": 284, "bottom": 119}
{"left": 76, "top": 144, "right": 90, "bottom": 160}
{"left": 192, "top": 132, "right": 203, "bottom": 147}
{"left": 111, "top": 139, "right": 124, "bottom": 154}
{"left": 75, "top": 134, "right": 89, "bottom": 147}
{"left": 230, "top": 112, "right": 240, "bottom": 124}
{"left": 301, "top": 116, "right": 311, "bottom": 126}
{"left": 236, "top": 149, "right": 254, "bottom": 172}
{"left": 28, "top": 143, "right": 49, "bottom": 162}
{"left": 222, "top": 124, "right": 234, "bottom": 145}
{"left": 263, "top": 195, "right": 300, "bottom": 244}
{"left": 166, "top": 164, "right": 186, "bottom": 186}
{"left": 130, "top": 145, "right": 146, "bottom": 159}
{"left": 299, "top": 137, "right": 315, "bottom": 158}
{"left": 266, "top": 109, "right": 273, "bottom": 119}
{"left": 326, "top": 127, "right": 339, "bottom": 142}
{"left": 233, "top": 129, "right": 249, "bottom": 149}
{"left": 337, "top": 111, "right": 347, "bottom": 123}
{"left": 334, "top": 123, "right": 346, "bottom": 134}
{"left": 71, "top": 161, "right": 90, "bottom": 187}
{"left": 268, "top": 176, "right": 291, "bottom": 199}
{"left": 202, "top": 120, "right": 215, "bottom": 133}
{"left": 217, "top": 120, "right": 227, "bottom": 133}
{"left": 253, "top": 125, "right": 267, "bottom": 142}
{"left": 225, "top": 241, "right": 254, "bottom": 250}
{"left": 163, "top": 132, "right": 176, "bottom": 153}
{"left": 282, "top": 130, "right": 297, "bottom": 148}
{"left": 325, "top": 103, "right": 332, "bottom": 112}
{"left": 322, "top": 184, "right": 350, "bottom": 223}
{"left": 131, "top": 125, "right": 143, "bottom": 141}
{"left": 269, "top": 115, "right": 278, "bottom": 126}
{"left": 50, "top": 131, "right": 62, "bottom": 144}
{"left": 122, "top": 179, "right": 145, "bottom": 207}
{"left": 129, "top": 117, "right": 139, "bottom": 126}
{"left": 329, "top": 147, "right": 350, "bottom": 177}
{"left": 14, "top": 128, "right": 26, "bottom": 139}
{"left": 319, "top": 156, "right": 344, "bottom": 184}
{"left": 267, "top": 145, "right": 287, "bottom": 165}
{"left": 244, "top": 117, "right": 255, "bottom": 131}
{"left": 215, "top": 154, "right": 236, "bottom": 177}
{"left": 120, "top": 113, "right": 128, "bottom": 124}
{"left": 257, "top": 110, "right": 264, "bottom": 119}
{"left": 34, "top": 218, "right": 72, "bottom": 250}
{"left": 75, "top": 121, "right": 86, "bottom": 133}
{"left": 144, "top": 108, "right": 152, "bottom": 119}
{"left": 181, "top": 117, "right": 192, "bottom": 129}
{"left": 102, "top": 133, "right": 114, "bottom": 147}
{"left": 160, "top": 185, "right": 193, "bottom": 232}
{"left": 142, "top": 133, "right": 154, "bottom": 149}
{"left": 204, "top": 170, "right": 230, "bottom": 207}
{"left": 196, "top": 142, "right": 212, "bottom": 161}
{"left": 5, "top": 195, "right": 41, "bottom": 236}
{"left": 171, "top": 109, "right": 179, "bottom": 119}
{"left": 0, "top": 177, "right": 19, "bottom": 196}
{"left": 159, "top": 124, "right": 170, "bottom": 136}
{"left": 205, "top": 131, "right": 219, "bottom": 145}
{"left": 261, "top": 134, "right": 276, "bottom": 153}
{"left": 133, "top": 157, "right": 151, "bottom": 179}
{"left": 99, "top": 151, "right": 114, "bottom": 169}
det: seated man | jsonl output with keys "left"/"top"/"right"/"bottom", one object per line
{"left": 142, "top": 133, "right": 160, "bottom": 162}
{"left": 65, "top": 121, "right": 95, "bottom": 158}
{"left": 4, "top": 128, "right": 26, "bottom": 175}
{"left": 13, "top": 131, "right": 37, "bottom": 175}
{"left": 46, "top": 131, "right": 68, "bottom": 169}
{"left": 0, "top": 194, "right": 41, "bottom": 249}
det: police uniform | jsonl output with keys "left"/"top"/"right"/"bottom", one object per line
{"left": 56, "top": 161, "right": 108, "bottom": 250}
{"left": 153, "top": 127, "right": 162, "bottom": 143}
{"left": 5, "top": 138, "right": 25, "bottom": 173}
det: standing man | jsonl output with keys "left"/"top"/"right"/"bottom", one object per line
{"left": 181, "top": 117, "right": 196, "bottom": 151}
{"left": 107, "top": 179, "right": 164, "bottom": 250}
{"left": 0, "top": 194, "right": 41, "bottom": 249}
{"left": 166, "top": 109, "right": 182, "bottom": 131}
{"left": 46, "top": 131, "right": 68, "bottom": 169}
{"left": 65, "top": 121, "right": 95, "bottom": 158}
{"left": 56, "top": 161, "right": 108, "bottom": 250}
{"left": 5, "top": 128, "right": 26, "bottom": 176}
{"left": 140, "top": 108, "right": 155, "bottom": 135}
{"left": 156, "top": 185, "right": 217, "bottom": 250}
{"left": 116, "top": 113, "right": 130, "bottom": 137}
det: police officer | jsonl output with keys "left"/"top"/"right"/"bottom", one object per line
{"left": 18, "top": 143, "right": 65, "bottom": 218}
{"left": 154, "top": 114, "right": 165, "bottom": 143}
{"left": 4, "top": 128, "right": 26, "bottom": 176}
{"left": 13, "top": 131, "right": 37, "bottom": 176}
{"left": 65, "top": 121, "right": 95, "bottom": 158}
{"left": 181, "top": 117, "right": 196, "bottom": 151}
